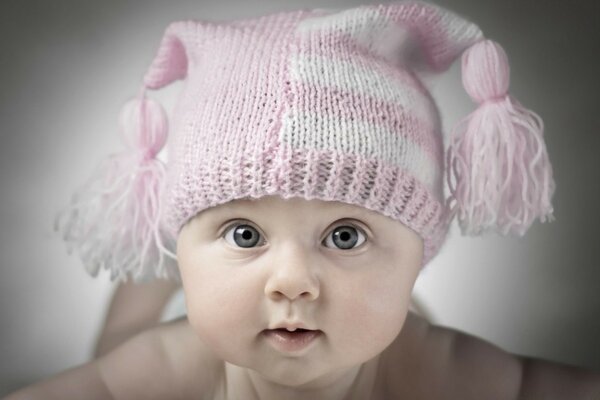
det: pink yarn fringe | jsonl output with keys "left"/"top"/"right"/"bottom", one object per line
{"left": 445, "top": 40, "right": 555, "bottom": 236}
{"left": 54, "top": 91, "right": 179, "bottom": 282}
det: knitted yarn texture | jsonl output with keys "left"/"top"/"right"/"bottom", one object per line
{"left": 55, "top": 0, "right": 555, "bottom": 281}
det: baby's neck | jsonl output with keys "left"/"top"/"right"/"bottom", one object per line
{"left": 222, "top": 355, "right": 382, "bottom": 400}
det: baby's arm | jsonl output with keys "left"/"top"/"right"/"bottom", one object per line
{"left": 442, "top": 325, "right": 600, "bottom": 398}
{"left": 95, "top": 278, "right": 181, "bottom": 357}
{"left": 4, "top": 318, "right": 214, "bottom": 400}
{"left": 392, "top": 312, "right": 600, "bottom": 399}
{"left": 517, "top": 355, "right": 600, "bottom": 399}
{"left": 3, "top": 360, "right": 113, "bottom": 400}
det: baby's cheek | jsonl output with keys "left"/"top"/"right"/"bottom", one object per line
{"left": 339, "top": 274, "right": 410, "bottom": 349}
{"left": 183, "top": 270, "right": 258, "bottom": 356}
{"left": 182, "top": 272, "right": 225, "bottom": 333}
{"left": 364, "top": 280, "right": 407, "bottom": 317}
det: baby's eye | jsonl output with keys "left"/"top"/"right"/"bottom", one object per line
{"left": 223, "top": 223, "right": 265, "bottom": 248}
{"left": 323, "top": 225, "right": 366, "bottom": 250}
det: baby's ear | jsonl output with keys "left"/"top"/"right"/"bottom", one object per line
{"left": 143, "top": 21, "right": 197, "bottom": 90}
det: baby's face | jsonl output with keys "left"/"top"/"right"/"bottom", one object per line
{"left": 177, "top": 195, "right": 423, "bottom": 387}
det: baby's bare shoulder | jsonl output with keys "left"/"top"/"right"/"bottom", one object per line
{"left": 152, "top": 317, "right": 225, "bottom": 398}
{"left": 380, "top": 312, "right": 522, "bottom": 399}
{"left": 382, "top": 312, "right": 600, "bottom": 399}
{"left": 98, "top": 317, "right": 224, "bottom": 400}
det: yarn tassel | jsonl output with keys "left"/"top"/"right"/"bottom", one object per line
{"left": 445, "top": 40, "right": 555, "bottom": 236}
{"left": 54, "top": 87, "right": 179, "bottom": 282}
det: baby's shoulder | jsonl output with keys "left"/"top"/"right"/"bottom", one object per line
{"left": 96, "top": 317, "right": 224, "bottom": 399}
{"left": 153, "top": 317, "right": 225, "bottom": 398}
{"left": 379, "top": 311, "right": 523, "bottom": 399}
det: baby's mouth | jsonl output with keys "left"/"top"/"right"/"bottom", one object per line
{"left": 262, "top": 328, "right": 322, "bottom": 352}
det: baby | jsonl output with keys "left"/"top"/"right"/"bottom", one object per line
{"left": 5, "top": 1, "right": 600, "bottom": 399}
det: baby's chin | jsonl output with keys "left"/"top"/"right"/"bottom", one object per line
{"left": 213, "top": 343, "right": 325, "bottom": 387}
{"left": 252, "top": 363, "right": 325, "bottom": 388}
{"left": 219, "top": 335, "right": 387, "bottom": 391}
{"left": 235, "top": 356, "right": 365, "bottom": 389}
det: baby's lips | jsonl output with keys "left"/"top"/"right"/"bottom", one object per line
{"left": 262, "top": 328, "right": 323, "bottom": 352}
{"left": 268, "top": 320, "right": 318, "bottom": 332}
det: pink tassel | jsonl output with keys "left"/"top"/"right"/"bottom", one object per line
{"left": 446, "top": 40, "right": 556, "bottom": 236}
{"left": 54, "top": 88, "right": 178, "bottom": 282}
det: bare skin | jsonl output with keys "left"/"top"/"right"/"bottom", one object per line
{"left": 6, "top": 312, "right": 599, "bottom": 399}
{"left": 94, "top": 278, "right": 181, "bottom": 357}
{"left": 5, "top": 196, "right": 600, "bottom": 399}
{"left": 92, "top": 282, "right": 462, "bottom": 398}
{"left": 94, "top": 279, "right": 431, "bottom": 359}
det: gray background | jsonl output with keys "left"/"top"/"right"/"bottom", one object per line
{"left": 1, "top": 0, "right": 598, "bottom": 395}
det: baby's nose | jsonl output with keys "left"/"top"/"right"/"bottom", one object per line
{"left": 264, "top": 244, "right": 320, "bottom": 302}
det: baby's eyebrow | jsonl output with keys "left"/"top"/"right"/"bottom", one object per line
{"left": 203, "top": 202, "right": 265, "bottom": 222}
{"left": 320, "top": 203, "right": 377, "bottom": 219}
{"left": 205, "top": 206, "right": 245, "bottom": 220}
{"left": 210, "top": 204, "right": 375, "bottom": 223}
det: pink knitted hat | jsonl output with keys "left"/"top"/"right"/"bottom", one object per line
{"left": 55, "top": 0, "right": 555, "bottom": 282}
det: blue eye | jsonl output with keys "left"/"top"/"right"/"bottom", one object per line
{"left": 323, "top": 225, "right": 366, "bottom": 250}
{"left": 223, "top": 223, "right": 264, "bottom": 248}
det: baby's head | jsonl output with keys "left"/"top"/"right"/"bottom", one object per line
{"left": 54, "top": 1, "right": 555, "bottom": 380}
{"left": 176, "top": 195, "right": 422, "bottom": 385}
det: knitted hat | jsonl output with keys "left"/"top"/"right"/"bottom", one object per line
{"left": 54, "top": 0, "right": 555, "bottom": 282}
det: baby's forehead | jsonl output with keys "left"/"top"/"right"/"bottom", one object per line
{"left": 205, "top": 195, "right": 378, "bottom": 219}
